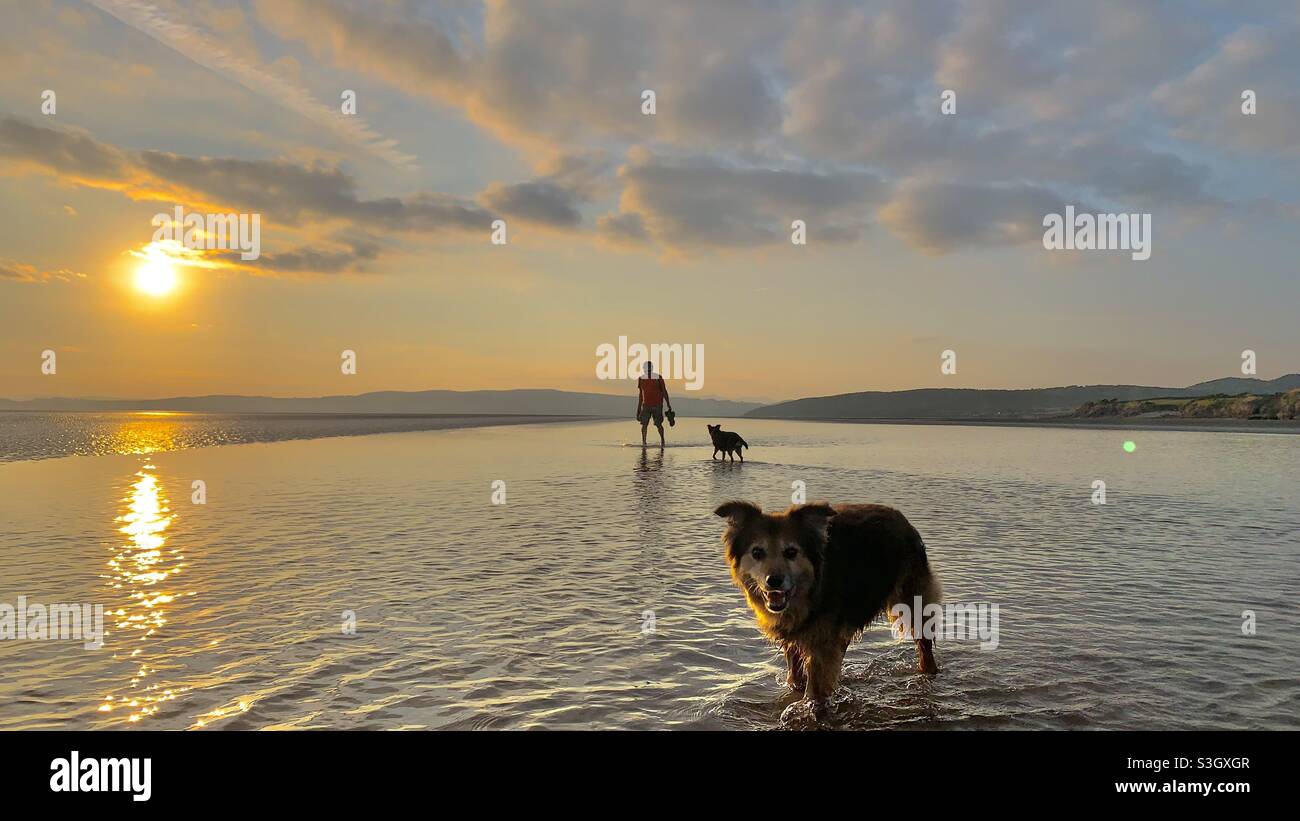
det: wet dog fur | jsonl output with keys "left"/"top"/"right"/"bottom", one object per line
{"left": 715, "top": 501, "right": 940, "bottom": 706}
{"left": 707, "top": 424, "right": 749, "bottom": 462}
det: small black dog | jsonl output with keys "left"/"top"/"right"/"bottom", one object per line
{"left": 707, "top": 424, "right": 749, "bottom": 462}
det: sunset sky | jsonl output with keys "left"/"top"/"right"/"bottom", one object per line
{"left": 1, "top": 0, "right": 1297, "bottom": 403}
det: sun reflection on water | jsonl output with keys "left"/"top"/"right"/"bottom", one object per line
{"left": 98, "top": 463, "right": 191, "bottom": 723}
{"left": 107, "top": 415, "right": 184, "bottom": 456}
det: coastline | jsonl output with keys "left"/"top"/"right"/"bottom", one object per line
{"left": 765, "top": 415, "right": 1300, "bottom": 435}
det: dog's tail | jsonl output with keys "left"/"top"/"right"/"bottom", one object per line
{"left": 737, "top": 436, "right": 748, "bottom": 449}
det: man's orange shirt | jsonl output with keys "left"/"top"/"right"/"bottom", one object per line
{"left": 638, "top": 376, "right": 666, "bottom": 407}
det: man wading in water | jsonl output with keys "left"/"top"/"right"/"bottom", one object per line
{"left": 636, "top": 360, "right": 673, "bottom": 448}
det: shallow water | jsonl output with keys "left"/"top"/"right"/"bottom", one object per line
{"left": 0, "top": 410, "right": 583, "bottom": 462}
{"left": 0, "top": 416, "right": 1296, "bottom": 729}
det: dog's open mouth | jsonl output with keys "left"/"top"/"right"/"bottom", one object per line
{"left": 764, "top": 588, "right": 791, "bottom": 613}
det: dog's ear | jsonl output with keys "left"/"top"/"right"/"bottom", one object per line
{"left": 789, "top": 503, "right": 836, "bottom": 540}
{"left": 714, "top": 500, "right": 761, "bottom": 528}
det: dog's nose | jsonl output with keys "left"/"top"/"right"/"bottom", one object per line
{"left": 765, "top": 574, "right": 784, "bottom": 589}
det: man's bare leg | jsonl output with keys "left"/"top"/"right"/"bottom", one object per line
{"left": 656, "top": 422, "right": 665, "bottom": 447}
{"left": 641, "top": 421, "right": 648, "bottom": 447}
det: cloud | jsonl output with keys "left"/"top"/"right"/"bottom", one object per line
{"left": 1056, "top": 137, "right": 1212, "bottom": 208}
{"left": 478, "top": 181, "right": 581, "bottom": 228}
{"left": 8, "top": 1, "right": 1299, "bottom": 262}
{"left": 252, "top": 0, "right": 469, "bottom": 104}
{"left": 934, "top": 0, "right": 1062, "bottom": 113}
{"left": 606, "top": 150, "right": 886, "bottom": 249}
{"left": 0, "top": 117, "right": 601, "bottom": 241}
{"left": 236, "top": 0, "right": 1276, "bottom": 255}
{"left": 475, "top": 151, "right": 612, "bottom": 228}
{"left": 253, "top": 0, "right": 786, "bottom": 150}
{"left": 596, "top": 212, "right": 650, "bottom": 247}
{"left": 85, "top": 0, "right": 417, "bottom": 168}
{"left": 1153, "top": 23, "right": 1300, "bottom": 156}
{"left": 133, "top": 149, "right": 505, "bottom": 232}
{"left": 210, "top": 238, "right": 383, "bottom": 276}
{"left": 0, "top": 117, "right": 131, "bottom": 181}
{"left": 878, "top": 179, "right": 1074, "bottom": 254}
{"left": 0, "top": 259, "right": 86, "bottom": 284}
{"left": 0, "top": 117, "right": 614, "bottom": 277}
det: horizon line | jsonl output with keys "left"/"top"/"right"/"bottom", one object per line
{"left": 3, "top": 371, "right": 1297, "bottom": 406}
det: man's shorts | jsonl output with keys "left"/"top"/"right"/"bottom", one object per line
{"left": 638, "top": 406, "right": 664, "bottom": 426}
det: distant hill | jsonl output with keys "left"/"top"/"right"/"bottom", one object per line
{"left": 746, "top": 374, "right": 1300, "bottom": 420}
{"left": 9, "top": 376, "right": 1299, "bottom": 421}
{"left": 0, "top": 388, "right": 760, "bottom": 418}
{"left": 1077, "top": 389, "right": 1300, "bottom": 420}
{"left": 1180, "top": 375, "right": 1300, "bottom": 395}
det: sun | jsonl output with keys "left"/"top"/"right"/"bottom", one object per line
{"left": 134, "top": 256, "right": 177, "bottom": 297}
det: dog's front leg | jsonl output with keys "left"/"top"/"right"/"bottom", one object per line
{"left": 916, "top": 638, "right": 938, "bottom": 674}
{"left": 783, "top": 644, "right": 806, "bottom": 692}
{"left": 803, "top": 637, "right": 848, "bottom": 706}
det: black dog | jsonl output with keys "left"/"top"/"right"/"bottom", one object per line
{"left": 707, "top": 424, "right": 749, "bottom": 462}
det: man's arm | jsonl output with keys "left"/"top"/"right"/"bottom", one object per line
{"left": 635, "top": 380, "right": 642, "bottom": 416}
{"left": 660, "top": 377, "right": 671, "bottom": 410}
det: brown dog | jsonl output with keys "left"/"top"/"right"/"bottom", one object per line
{"left": 715, "top": 501, "right": 940, "bottom": 705}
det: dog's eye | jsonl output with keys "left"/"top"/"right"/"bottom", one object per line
{"left": 750, "top": 547, "right": 765, "bottom": 560}
{"left": 783, "top": 547, "right": 798, "bottom": 560}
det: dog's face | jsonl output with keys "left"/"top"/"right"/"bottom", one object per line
{"left": 714, "top": 501, "right": 835, "bottom": 632}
